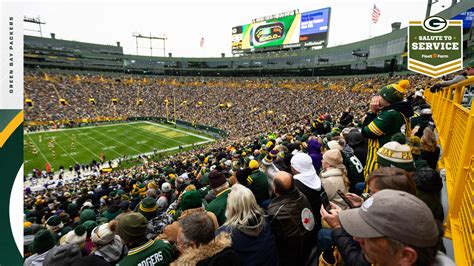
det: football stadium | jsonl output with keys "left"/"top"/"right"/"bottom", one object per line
{"left": 21, "top": 1, "right": 474, "bottom": 265}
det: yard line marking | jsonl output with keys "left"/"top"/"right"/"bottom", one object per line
{"left": 106, "top": 124, "right": 162, "bottom": 151}
{"left": 25, "top": 121, "right": 143, "bottom": 135}
{"left": 121, "top": 123, "right": 178, "bottom": 147}
{"left": 144, "top": 121, "right": 214, "bottom": 141}
{"left": 54, "top": 137, "right": 78, "bottom": 162}
{"left": 81, "top": 130, "right": 123, "bottom": 157}
{"left": 131, "top": 123, "right": 187, "bottom": 145}
{"left": 88, "top": 127, "right": 143, "bottom": 154}
{"left": 58, "top": 130, "right": 97, "bottom": 159}
{"left": 25, "top": 134, "right": 50, "bottom": 165}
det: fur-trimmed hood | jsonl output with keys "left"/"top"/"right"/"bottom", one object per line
{"left": 171, "top": 233, "right": 232, "bottom": 266}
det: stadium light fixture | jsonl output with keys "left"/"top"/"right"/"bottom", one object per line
{"left": 24, "top": 16, "right": 46, "bottom": 37}
{"left": 132, "top": 33, "right": 167, "bottom": 57}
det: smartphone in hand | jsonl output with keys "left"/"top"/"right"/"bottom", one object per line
{"left": 337, "top": 190, "right": 356, "bottom": 209}
{"left": 321, "top": 191, "right": 332, "bottom": 212}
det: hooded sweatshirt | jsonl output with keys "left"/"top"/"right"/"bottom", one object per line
{"left": 307, "top": 139, "right": 322, "bottom": 173}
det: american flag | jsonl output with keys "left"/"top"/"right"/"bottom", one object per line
{"left": 200, "top": 37, "right": 205, "bottom": 48}
{"left": 372, "top": 4, "right": 381, "bottom": 24}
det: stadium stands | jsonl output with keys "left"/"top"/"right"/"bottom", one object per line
{"left": 22, "top": 1, "right": 474, "bottom": 265}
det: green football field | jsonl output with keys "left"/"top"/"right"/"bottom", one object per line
{"left": 24, "top": 121, "right": 214, "bottom": 174}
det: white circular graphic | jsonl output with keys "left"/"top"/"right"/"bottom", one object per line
{"left": 301, "top": 208, "right": 315, "bottom": 231}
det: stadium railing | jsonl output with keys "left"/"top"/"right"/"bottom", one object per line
{"left": 424, "top": 77, "right": 474, "bottom": 266}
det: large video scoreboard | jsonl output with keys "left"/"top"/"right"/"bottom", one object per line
{"left": 232, "top": 7, "right": 331, "bottom": 54}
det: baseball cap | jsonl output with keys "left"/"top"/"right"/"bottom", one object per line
{"left": 339, "top": 189, "right": 438, "bottom": 247}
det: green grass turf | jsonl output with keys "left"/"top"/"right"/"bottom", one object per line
{"left": 24, "top": 121, "right": 214, "bottom": 174}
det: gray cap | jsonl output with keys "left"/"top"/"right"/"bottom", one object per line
{"left": 339, "top": 189, "right": 438, "bottom": 247}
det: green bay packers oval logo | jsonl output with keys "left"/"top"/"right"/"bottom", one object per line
{"left": 254, "top": 22, "right": 284, "bottom": 43}
{"left": 423, "top": 16, "right": 447, "bottom": 33}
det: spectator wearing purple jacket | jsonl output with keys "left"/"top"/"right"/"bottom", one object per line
{"left": 307, "top": 138, "right": 322, "bottom": 173}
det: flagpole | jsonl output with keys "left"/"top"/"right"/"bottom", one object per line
{"left": 369, "top": 4, "right": 373, "bottom": 38}
{"left": 201, "top": 37, "right": 204, "bottom": 83}
{"left": 369, "top": 19, "right": 373, "bottom": 38}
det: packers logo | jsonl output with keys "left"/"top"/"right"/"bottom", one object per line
{"left": 423, "top": 16, "right": 447, "bottom": 33}
{"left": 254, "top": 22, "right": 284, "bottom": 43}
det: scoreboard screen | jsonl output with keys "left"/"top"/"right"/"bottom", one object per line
{"left": 232, "top": 7, "right": 331, "bottom": 54}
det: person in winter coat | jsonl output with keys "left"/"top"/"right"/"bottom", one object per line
{"left": 290, "top": 152, "right": 324, "bottom": 231}
{"left": 346, "top": 130, "right": 368, "bottom": 167}
{"left": 158, "top": 190, "right": 218, "bottom": 243}
{"left": 172, "top": 212, "right": 242, "bottom": 266}
{"left": 247, "top": 160, "right": 270, "bottom": 205}
{"left": 71, "top": 222, "right": 127, "bottom": 266}
{"left": 327, "top": 139, "right": 364, "bottom": 193}
{"left": 307, "top": 138, "right": 323, "bottom": 173}
{"left": 413, "top": 167, "right": 444, "bottom": 223}
{"left": 24, "top": 229, "right": 57, "bottom": 266}
{"left": 320, "top": 149, "right": 350, "bottom": 209}
{"left": 218, "top": 184, "right": 279, "bottom": 266}
{"left": 362, "top": 81, "right": 414, "bottom": 180}
{"left": 267, "top": 171, "right": 316, "bottom": 266}
{"left": 420, "top": 127, "right": 440, "bottom": 170}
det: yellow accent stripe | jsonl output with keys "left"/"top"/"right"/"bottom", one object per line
{"left": 139, "top": 205, "right": 157, "bottom": 212}
{"left": 0, "top": 111, "right": 24, "bottom": 148}
{"left": 128, "top": 240, "right": 154, "bottom": 255}
{"left": 370, "top": 122, "right": 384, "bottom": 136}
{"left": 247, "top": 176, "right": 254, "bottom": 184}
{"left": 408, "top": 59, "right": 462, "bottom": 71}
{"left": 449, "top": 21, "right": 462, "bottom": 25}
{"left": 368, "top": 124, "right": 379, "bottom": 135}
{"left": 409, "top": 21, "right": 422, "bottom": 24}
{"left": 284, "top": 13, "right": 301, "bottom": 44}
{"left": 368, "top": 122, "right": 383, "bottom": 136}
{"left": 216, "top": 187, "right": 231, "bottom": 198}
{"left": 409, "top": 64, "right": 463, "bottom": 77}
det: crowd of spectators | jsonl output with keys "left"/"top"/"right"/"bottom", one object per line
{"left": 24, "top": 71, "right": 454, "bottom": 265}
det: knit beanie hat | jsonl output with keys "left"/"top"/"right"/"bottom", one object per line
{"left": 82, "top": 220, "right": 98, "bottom": 235}
{"left": 377, "top": 141, "right": 415, "bottom": 171}
{"left": 138, "top": 197, "right": 157, "bottom": 220}
{"left": 46, "top": 215, "right": 63, "bottom": 232}
{"left": 161, "top": 182, "right": 172, "bottom": 193}
{"left": 327, "top": 140, "right": 343, "bottom": 151}
{"left": 208, "top": 170, "right": 227, "bottom": 189}
{"left": 346, "top": 131, "right": 365, "bottom": 146}
{"left": 147, "top": 181, "right": 158, "bottom": 190}
{"left": 32, "top": 229, "right": 56, "bottom": 254}
{"left": 119, "top": 200, "right": 130, "bottom": 211}
{"left": 249, "top": 160, "right": 259, "bottom": 170}
{"left": 236, "top": 168, "right": 253, "bottom": 186}
{"left": 80, "top": 209, "right": 96, "bottom": 224}
{"left": 91, "top": 222, "right": 116, "bottom": 245}
{"left": 323, "top": 149, "right": 343, "bottom": 167}
{"left": 379, "top": 81, "right": 408, "bottom": 104}
{"left": 116, "top": 212, "right": 148, "bottom": 244}
{"left": 60, "top": 224, "right": 86, "bottom": 246}
{"left": 180, "top": 190, "right": 202, "bottom": 211}
{"left": 157, "top": 196, "right": 168, "bottom": 211}
{"left": 391, "top": 133, "right": 407, "bottom": 144}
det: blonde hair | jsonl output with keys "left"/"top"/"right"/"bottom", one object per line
{"left": 421, "top": 127, "right": 437, "bottom": 152}
{"left": 224, "top": 184, "right": 263, "bottom": 228}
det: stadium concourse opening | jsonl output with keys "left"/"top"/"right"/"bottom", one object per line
{"left": 21, "top": 1, "right": 474, "bottom": 265}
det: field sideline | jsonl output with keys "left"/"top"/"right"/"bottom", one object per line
{"left": 24, "top": 121, "right": 214, "bottom": 174}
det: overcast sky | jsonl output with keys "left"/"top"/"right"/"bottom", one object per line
{"left": 15, "top": 0, "right": 454, "bottom": 57}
